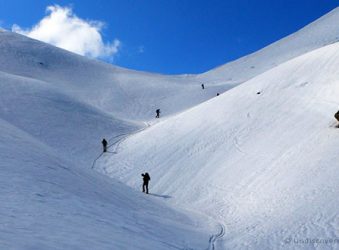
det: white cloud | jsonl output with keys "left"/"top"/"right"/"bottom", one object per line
{"left": 12, "top": 5, "right": 120, "bottom": 60}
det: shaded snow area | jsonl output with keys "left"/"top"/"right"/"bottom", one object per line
{"left": 0, "top": 119, "right": 211, "bottom": 249}
{"left": 0, "top": 31, "right": 214, "bottom": 249}
{"left": 1, "top": 7, "right": 339, "bottom": 250}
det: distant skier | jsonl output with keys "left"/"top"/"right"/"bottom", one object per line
{"left": 216, "top": 93, "right": 220, "bottom": 96}
{"left": 201, "top": 84, "right": 205, "bottom": 90}
{"left": 102, "top": 138, "right": 108, "bottom": 153}
{"left": 141, "top": 172, "right": 151, "bottom": 194}
{"left": 335, "top": 110, "right": 339, "bottom": 127}
{"left": 156, "top": 109, "right": 161, "bottom": 118}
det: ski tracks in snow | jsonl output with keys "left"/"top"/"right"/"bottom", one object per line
{"left": 91, "top": 122, "right": 151, "bottom": 169}
{"left": 207, "top": 223, "right": 226, "bottom": 250}
{"left": 107, "top": 122, "right": 151, "bottom": 154}
{"left": 91, "top": 121, "right": 230, "bottom": 250}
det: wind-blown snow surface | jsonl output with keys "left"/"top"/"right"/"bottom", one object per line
{"left": 0, "top": 118, "right": 212, "bottom": 249}
{"left": 0, "top": 30, "right": 218, "bottom": 249}
{"left": 0, "top": 29, "right": 233, "bottom": 166}
{"left": 98, "top": 42, "right": 339, "bottom": 249}
{"left": 1, "top": 7, "right": 339, "bottom": 250}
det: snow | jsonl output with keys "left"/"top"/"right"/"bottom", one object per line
{"left": 0, "top": 31, "right": 215, "bottom": 249}
{"left": 199, "top": 7, "right": 339, "bottom": 85}
{"left": 0, "top": 7, "right": 338, "bottom": 250}
{"left": 97, "top": 13, "right": 339, "bottom": 250}
{"left": 0, "top": 118, "right": 212, "bottom": 249}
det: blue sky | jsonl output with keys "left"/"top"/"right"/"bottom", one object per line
{"left": 0, "top": 0, "right": 338, "bottom": 74}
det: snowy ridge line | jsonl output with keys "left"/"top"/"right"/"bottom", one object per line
{"left": 91, "top": 122, "right": 151, "bottom": 169}
{"left": 207, "top": 224, "right": 225, "bottom": 250}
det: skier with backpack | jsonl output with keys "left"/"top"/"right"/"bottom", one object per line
{"left": 102, "top": 138, "right": 108, "bottom": 153}
{"left": 334, "top": 110, "right": 339, "bottom": 127}
{"left": 141, "top": 173, "right": 151, "bottom": 194}
{"left": 155, "top": 109, "right": 161, "bottom": 118}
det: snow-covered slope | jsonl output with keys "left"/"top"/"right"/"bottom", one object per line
{"left": 98, "top": 42, "right": 339, "bottom": 249}
{"left": 0, "top": 29, "right": 233, "bottom": 168}
{"left": 0, "top": 70, "right": 138, "bottom": 165}
{"left": 199, "top": 7, "right": 339, "bottom": 84}
{"left": 0, "top": 117, "right": 211, "bottom": 249}
{"left": 0, "top": 7, "right": 338, "bottom": 250}
{"left": 0, "top": 30, "right": 216, "bottom": 249}
{"left": 0, "top": 30, "right": 231, "bottom": 122}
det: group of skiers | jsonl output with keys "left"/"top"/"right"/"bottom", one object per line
{"left": 99, "top": 85, "right": 339, "bottom": 195}
{"left": 100, "top": 109, "right": 339, "bottom": 196}
{"left": 100, "top": 138, "right": 151, "bottom": 194}
{"left": 100, "top": 91, "right": 339, "bottom": 197}
{"left": 154, "top": 84, "right": 219, "bottom": 120}
{"left": 202, "top": 83, "right": 220, "bottom": 96}
{"left": 98, "top": 84, "right": 218, "bottom": 194}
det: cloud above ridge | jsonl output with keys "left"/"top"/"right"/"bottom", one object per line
{"left": 12, "top": 5, "right": 120, "bottom": 60}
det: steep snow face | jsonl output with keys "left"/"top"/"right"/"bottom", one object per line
{"left": 0, "top": 118, "right": 211, "bottom": 250}
{"left": 199, "top": 7, "right": 339, "bottom": 84}
{"left": 1, "top": 7, "right": 338, "bottom": 250}
{"left": 0, "top": 30, "right": 231, "bottom": 121}
{"left": 0, "top": 30, "right": 230, "bottom": 166}
{"left": 98, "top": 42, "right": 339, "bottom": 249}
{"left": 0, "top": 30, "right": 216, "bottom": 250}
{"left": 0, "top": 22, "right": 229, "bottom": 250}
{"left": 0, "top": 71, "right": 138, "bottom": 166}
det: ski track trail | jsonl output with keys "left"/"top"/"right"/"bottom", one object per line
{"left": 91, "top": 122, "right": 151, "bottom": 169}
{"left": 207, "top": 224, "right": 226, "bottom": 250}
{"left": 91, "top": 120, "right": 228, "bottom": 250}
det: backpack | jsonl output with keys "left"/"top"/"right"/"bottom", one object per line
{"left": 145, "top": 173, "right": 151, "bottom": 181}
{"left": 335, "top": 111, "right": 339, "bottom": 121}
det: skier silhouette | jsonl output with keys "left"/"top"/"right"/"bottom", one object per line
{"left": 156, "top": 109, "right": 161, "bottom": 118}
{"left": 102, "top": 138, "right": 108, "bottom": 153}
{"left": 335, "top": 110, "right": 339, "bottom": 127}
{"left": 141, "top": 173, "right": 151, "bottom": 194}
{"left": 201, "top": 84, "right": 205, "bottom": 89}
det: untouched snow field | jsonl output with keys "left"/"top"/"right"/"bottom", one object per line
{"left": 0, "top": 7, "right": 338, "bottom": 250}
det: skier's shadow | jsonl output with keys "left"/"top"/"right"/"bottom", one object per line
{"left": 148, "top": 193, "right": 172, "bottom": 199}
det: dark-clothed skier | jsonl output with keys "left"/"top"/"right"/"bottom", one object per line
{"left": 201, "top": 84, "right": 205, "bottom": 89}
{"left": 156, "top": 109, "right": 160, "bottom": 118}
{"left": 141, "top": 172, "right": 151, "bottom": 194}
{"left": 102, "top": 138, "right": 108, "bottom": 152}
{"left": 335, "top": 110, "right": 339, "bottom": 127}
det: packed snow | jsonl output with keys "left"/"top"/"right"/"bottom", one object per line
{"left": 0, "top": 7, "right": 338, "bottom": 250}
